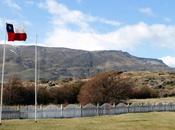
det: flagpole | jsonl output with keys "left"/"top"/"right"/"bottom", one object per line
{"left": 0, "top": 30, "right": 6, "bottom": 125}
{"left": 35, "top": 34, "right": 38, "bottom": 123}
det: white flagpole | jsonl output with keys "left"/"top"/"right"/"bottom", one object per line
{"left": 35, "top": 34, "right": 38, "bottom": 123}
{"left": 0, "top": 30, "right": 6, "bottom": 125}
{"left": 38, "top": 47, "right": 40, "bottom": 83}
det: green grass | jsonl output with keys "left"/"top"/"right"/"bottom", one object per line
{"left": 0, "top": 112, "right": 175, "bottom": 130}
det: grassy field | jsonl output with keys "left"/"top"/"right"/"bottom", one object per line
{"left": 128, "top": 97, "right": 175, "bottom": 104}
{"left": 0, "top": 112, "right": 175, "bottom": 130}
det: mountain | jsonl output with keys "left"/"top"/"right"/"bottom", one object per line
{"left": 0, "top": 45, "right": 173, "bottom": 80}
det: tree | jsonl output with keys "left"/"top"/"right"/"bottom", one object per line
{"left": 78, "top": 71, "right": 133, "bottom": 105}
{"left": 50, "top": 80, "right": 84, "bottom": 104}
{"left": 25, "top": 84, "right": 35, "bottom": 104}
{"left": 4, "top": 75, "right": 28, "bottom": 105}
{"left": 38, "top": 87, "right": 52, "bottom": 105}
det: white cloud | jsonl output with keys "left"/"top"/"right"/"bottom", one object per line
{"left": 44, "top": 21, "right": 175, "bottom": 51}
{"left": 92, "top": 17, "right": 121, "bottom": 27}
{"left": 39, "top": 0, "right": 175, "bottom": 52}
{"left": 44, "top": 22, "right": 149, "bottom": 50}
{"left": 39, "top": 0, "right": 121, "bottom": 31}
{"left": 139, "top": 7, "right": 155, "bottom": 17}
{"left": 3, "top": 0, "right": 21, "bottom": 11}
{"left": 160, "top": 56, "right": 175, "bottom": 67}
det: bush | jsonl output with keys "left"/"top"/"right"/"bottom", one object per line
{"left": 3, "top": 76, "right": 85, "bottom": 105}
{"left": 131, "top": 87, "right": 159, "bottom": 99}
{"left": 25, "top": 84, "right": 35, "bottom": 104}
{"left": 38, "top": 87, "right": 52, "bottom": 105}
{"left": 51, "top": 80, "right": 84, "bottom": 104}
{"left": 78, "top": 71, "right": 133, "bottom": 105}
{"left": 4, "top": 76, "right": 28, "bottom": 105}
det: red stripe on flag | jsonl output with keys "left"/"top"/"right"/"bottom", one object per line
{"left": 7, "top": 32, "right": 15, "bottom": 41}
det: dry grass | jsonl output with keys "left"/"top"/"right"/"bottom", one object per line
{"left": 128, "top": 97, "right": 175, "bottom": 104}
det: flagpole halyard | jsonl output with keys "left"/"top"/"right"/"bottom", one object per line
{"left": 35, "top": 34, "right": 38, "bottom": 123}
{"left": 0, "top": 29, "right": 6, "bottom": 125}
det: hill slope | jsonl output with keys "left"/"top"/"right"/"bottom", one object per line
{"left": 0, "top": 45, "right": 173, "bottom": 80}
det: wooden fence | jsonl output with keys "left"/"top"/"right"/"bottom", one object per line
{"left": 2, "top": 103, "right": 175, "bottom": 119}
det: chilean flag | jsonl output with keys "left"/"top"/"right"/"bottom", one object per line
{"left": 6, "top": 23, "right": 27, "bottom": 41}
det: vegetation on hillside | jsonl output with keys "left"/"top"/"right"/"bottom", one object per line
{"left": 1, "top": 71, "right": 175, "bottom": 105}
{"left": 78, "top": 71, "right": 133, "bottom": 105}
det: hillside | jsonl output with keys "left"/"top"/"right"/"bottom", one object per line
{"left": 52, "top": 71, "right": 175, "bottom": 90}
{"left": 0, "top": 45, "right": 174, "bottom": 80}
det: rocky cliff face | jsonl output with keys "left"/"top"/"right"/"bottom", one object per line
{"left": 0, "top": 45, "right": 173, "bottom": 80}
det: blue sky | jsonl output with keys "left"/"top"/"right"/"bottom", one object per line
{"left": 0, "top": 0, "right": 175, "bottom": 67}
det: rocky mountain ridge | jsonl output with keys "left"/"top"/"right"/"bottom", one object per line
{"left": 0, "top": 45, "right": 173, "bottom": 80}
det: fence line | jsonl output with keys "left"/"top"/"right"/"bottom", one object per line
{"left": 2, "top": 103, "right": 175, "bottom": 119}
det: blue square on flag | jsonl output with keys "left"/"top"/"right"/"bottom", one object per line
{"left": 6, "top": 23, "right": 14, "bottom": 33}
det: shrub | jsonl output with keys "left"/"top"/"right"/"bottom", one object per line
{"left": 51, "top": 80, "right": 84, "bottom": 104}
{"left": 38, "top": 87, "right": 52, "bottom": 105}
{"left": 131, "top": 87, "right": 159, "bottom": 99}
{"left": 78, "top": 71, "right": 133, "bottom": 105}
{"left": 4, "top": 76, "right": 28, "bottom": 105}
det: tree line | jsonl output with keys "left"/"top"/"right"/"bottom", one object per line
{"left": 1, "top": 71, "right": 167, "bottom": 105}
